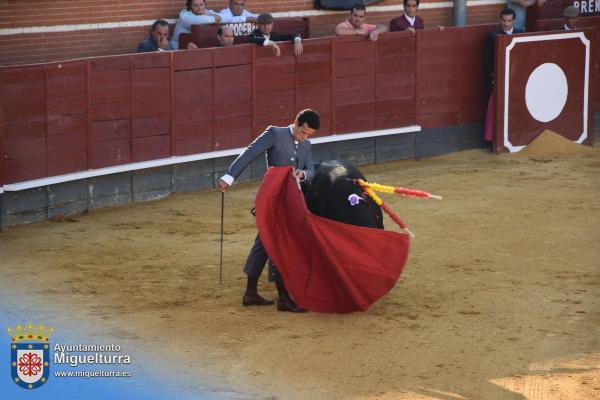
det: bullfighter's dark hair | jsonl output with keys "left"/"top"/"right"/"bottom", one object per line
{"left": 296, "top": 109, "right": 320, "bottom": 130}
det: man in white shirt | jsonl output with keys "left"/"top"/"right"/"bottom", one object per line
{"left": 219, "top": 0, "right": 258, "bottom": 23}
{"left": 170, "top": 0, "right": 221, "bottom": 49}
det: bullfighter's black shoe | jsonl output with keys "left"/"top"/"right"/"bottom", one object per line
{"left": 242, "top": 293, "right": 275, "bottom": 306}
{"left": 277, "top": 298, "right": 307, "bottom": 313}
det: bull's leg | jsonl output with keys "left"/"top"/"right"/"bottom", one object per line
{"left": 242, "top": 234, "right": 275, "bottom": 306}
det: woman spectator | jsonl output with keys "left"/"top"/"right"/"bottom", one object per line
{"left": 170, "top": 0, "right": 221, "bottom": 49}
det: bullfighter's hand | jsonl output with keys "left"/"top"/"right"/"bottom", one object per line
{"left": 292, "top": 169, "right": 305, "bottom": 182}
{"left": 219, "top": 179, "right": 230, "bottom": 192}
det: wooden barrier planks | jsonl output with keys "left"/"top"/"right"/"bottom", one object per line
{"left": 131, "top": 52, "right": 172, "bottom": 162}
{"left": 296, "top": 38, "right": 333, "bottom": 136}
{"left": 213, "top": 62, "right": 252, "bottom": 149}
{"left": 0, "top": 31, "right": 473, "bottom": 184}
{"left": 1, "top": 66, "right": 46, "bottom": 183}
{"left": 418, "top": 25, "right": 494, "bottom": 129}
{"left": 376, "top": 31, "right": 417, "bottom": 129}
{"left": 254, "top": 44, "right": 297, "bottom": 135}
{"left": 334, "top": 36, "right": 377, "bottom": 134}
{"left": 456, "top": 25, "right": 495, "bottom": 124}
{"left": 45, "top": 61, "right": 87, "bottom": 176}
{"left": 3, "top": 26, "right": 593, "bottom": 185}
{"left": 174, "top": 64, "right": 214, "bottom": 155}
{"left": 89, "top": 55, "right": 131, "bottom": 168}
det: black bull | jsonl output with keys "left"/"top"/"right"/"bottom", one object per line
{"left": 302, "top": 160, "right": 384, "bottom": 229}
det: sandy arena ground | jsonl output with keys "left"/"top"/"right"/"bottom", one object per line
{"left": 1, "top": 137, "right": 599, "bottom": 399}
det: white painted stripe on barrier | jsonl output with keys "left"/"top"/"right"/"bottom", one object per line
{"left": 0, "top": 126, "right": 420, "bottom": 192}
{"left": 0, "top": 1, "right": 506, "bottom": 36}
{"left": 1, "top": 147, "right": 245, "bottom": 192}
{"left": 0, "top": 19, "right": 177, "bottom": 36}
{"left": 310, "top": 125, "right": 420, "bottom": 144}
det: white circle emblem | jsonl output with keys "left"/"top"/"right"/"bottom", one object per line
{"left": 525, "top": 63, "right": 568, "bottom": 123}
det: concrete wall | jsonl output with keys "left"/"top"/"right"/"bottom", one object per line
{"left": 0, "top": 124, "right": 488, "bottom": 229}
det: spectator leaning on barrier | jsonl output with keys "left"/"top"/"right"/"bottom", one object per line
{"left": 170, "top": 0, "right": 222, "bottom": 50}
{"left": 247, "top": 13, "right": 304, "bottom": 57}
{"left": 389, "top": 0, "right": 424, "bottom": 33}
{"left": 217, "top": 26, "right": 235, "bottom": 47}
{"left": 137, "top": 20, "right": 174, "bottom": 52}
{"left": 563, "top": 6, "right": 580, "bottom": 30}
{"left": 219, "top": 0, "right": 258, "bottom": 23}
{"left": 506, "top": 0, "right": 546, "bottom": 32}
{"left": 335, "top": 3, "right": 388, "bottom": 42}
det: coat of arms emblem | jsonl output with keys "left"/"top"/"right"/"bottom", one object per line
{"left": 7, "top": 323, "right": 53, "bottom": 390}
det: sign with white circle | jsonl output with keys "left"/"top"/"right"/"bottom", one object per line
{"left": 497, "top": 31, "right": 590, "bottom": 153}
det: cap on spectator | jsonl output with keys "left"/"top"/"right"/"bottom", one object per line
{"left": 257, "top": 13, "right": 274, "bottom": 24}
{"left": 563, "top": 6, "right": 580, "bottom": 18}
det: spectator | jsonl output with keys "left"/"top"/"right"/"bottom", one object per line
{"left": 389, "top": 0, "right": 424, "bottom": 33}
{"left": 137, "top": 20, "right": 174, "bottom": 52}
{"left": 335, "top": 4, "right": 388, "bottom": 42}
{"left": 483, "top": 8, "right": 524, "bottom": 142}
{"left": 485, "top": 7, "right": 524, "bottom": 84}
{"left": 217, "top": 26, "right": 235, "bottom": 47}
{"left": 171, "top": 0, "right": 222, "bottom": 50}
{"left": 219, "top": 0, "right": 258, "bottom": 23}
{"left": 247, "top": 13, "right": 303, "bottom": 57}
{"left": 563, "top": 6, "right": 579, "bottom": 30}
{"left": 506, "top": 0, "right": 546, "bottom": 32}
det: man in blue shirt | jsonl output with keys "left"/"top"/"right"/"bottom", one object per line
{"left": 506, "top": 0, "right": 546, "bottom": 32}
{"left": 137, "top": 20, "right": 174, "bottom": 52}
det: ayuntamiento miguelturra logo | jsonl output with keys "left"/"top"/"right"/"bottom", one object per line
{"left": 7, "top": 322, "right": 53, "bottom": 390}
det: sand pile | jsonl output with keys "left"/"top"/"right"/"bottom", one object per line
{"left": 519, "top": 129, "right": 596, "bottom": 157}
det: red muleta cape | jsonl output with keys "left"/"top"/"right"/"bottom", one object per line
{"left": 255, "top": 166, "right": 410, "bottom": 313}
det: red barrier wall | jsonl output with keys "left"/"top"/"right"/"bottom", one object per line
{"left": 418, "top": 24, "right": 493, "bottom": 128}
{"left": 1, "top": 25, "right": 597, "bottom": 186}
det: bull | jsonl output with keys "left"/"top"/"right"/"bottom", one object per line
{"left": 302, "top": 160, "right": 384, "bottom": 229}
